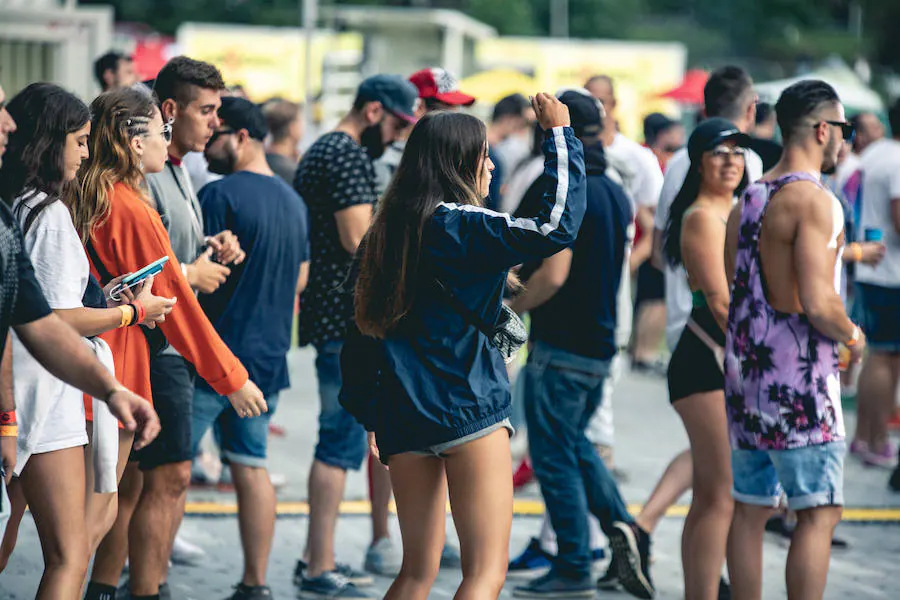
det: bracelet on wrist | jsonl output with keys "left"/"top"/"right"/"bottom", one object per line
{"left": 102, "top": 386, "right": 128, "bottom": 404}
{"left": 850, "top": 243, "right": 863, "bottom": 262}
{"left": 132, "top": 300, "right": 146, "bottom": 325}
{"left": 0, "top": 410, "right": 16, "bottom": 426}
{"left": 0, "top": 424, "right": 18, "bottom": 437}
{"left": 117, "top": 305, "right": 130, "bottom": 328}
{"left": 845, "top": 325, "right": 861, "bottom": 347}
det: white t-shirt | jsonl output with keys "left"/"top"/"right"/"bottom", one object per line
{"left": 607, "top": 133, "right": 664, "bottom": 208}
{"left": 654, "top": 146, "right": 764, "bottom": 351}
{"left": 834, "top": 151, "right": 861, "bottom": 193}
{"left": 10, "top": 194, "right": 90, "bottom": 475}
{"left": 855, "top": 138, "right": 900, "bottom": 288}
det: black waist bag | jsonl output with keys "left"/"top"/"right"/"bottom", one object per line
{"left": 85, "top": 240, "right": 169, "bottom": 357}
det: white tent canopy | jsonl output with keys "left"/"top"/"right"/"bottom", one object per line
{"left": 755, "top": 62, "right": 884, "bottom": 114}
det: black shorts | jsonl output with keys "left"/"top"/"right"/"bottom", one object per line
{"left": 667, "top": 309, "right": 724, "bottom": 403}
{"left": 132, "top": 352, "right": 195, "bottom": 471}
{"left": 635, "top": 261, "right": 665, "bottom": 307}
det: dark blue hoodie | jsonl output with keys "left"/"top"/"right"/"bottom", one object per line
{"left": 341, "top": 126, "right": 586, "bottom": 459}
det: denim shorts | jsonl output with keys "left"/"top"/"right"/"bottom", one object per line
{"left": 191, "top": 386, "right": 280, "bottom": 468}
{"left": 410, "top": 418, "right": 514, "bottom": 458}
{"left": 854, "top": 283, "right": 900, "bottom": 353}
{"left": 314, "top": 341, "right": 367, "bottom": 471}
{"left": 731, "top": 441, "right": 845, "bottom": 511}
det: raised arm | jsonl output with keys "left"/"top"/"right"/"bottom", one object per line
{"left": 435, "top": 95, "right": 586, "bottom": 270}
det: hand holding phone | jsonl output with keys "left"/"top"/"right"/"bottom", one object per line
{"left": 108, "top": 257, "right": 169, "bottom": 302}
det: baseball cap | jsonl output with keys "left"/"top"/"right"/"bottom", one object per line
{"left": 218, "top": 96, "right": 268, "bottom": 141}
{"left": 357, "top": 74, "right": 419, "bottom": 123}
{"left": 643, "top": 112, "right": 678, "bottom": 145}
{"left": 687, "top": 117, "right": 751, "bottom": 163}
{"left": 409, "top": 68, "right": 475, "bottom": 106}
{"left": 556, "top": 89, "right": 604, "bottom": 137}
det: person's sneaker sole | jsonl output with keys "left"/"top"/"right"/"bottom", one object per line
{"left": 506, "top": 565, "right": 552, "bottom": 579}
{"left": 609, "top": 523, "right": 654, "bottom": 600}
{"left": 512, "top": 588, "right": 595, "bottom": 598}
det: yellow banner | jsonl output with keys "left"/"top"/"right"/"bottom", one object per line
{"left": 474, "top": 37, "right": 687, "bottom": 141}
{"left": 177, "top": 24, "right": 362, "bottom": 103}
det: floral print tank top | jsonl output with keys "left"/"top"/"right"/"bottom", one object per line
{"left": 724, "top": 172, "right": 845, "bottom": 451}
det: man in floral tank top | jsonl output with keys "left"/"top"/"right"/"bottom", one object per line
{"left": 723, "top": 80, "right": 864, "bottom": 599}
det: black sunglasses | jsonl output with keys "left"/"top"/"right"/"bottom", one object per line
{"left": 817, "top": 120, "right": 855, "bottom": 142}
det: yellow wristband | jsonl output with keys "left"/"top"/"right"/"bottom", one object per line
{"left": 0, "top": 425, "right": 18, "bottom": 437}
{"left": 118, "top": 305, "right": 130, "bottom": 328}
{"left": 850, "top": 243, "right": 863, "bottom": 262}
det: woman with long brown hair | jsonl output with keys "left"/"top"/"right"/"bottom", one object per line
{"left": 73, "top": 87, "right": 266, "bottom": 598}
{"left": 341, "top": 94, "right": 585, "bottom": 600}
{"left": 0, "top": 82, "right": 167, "bottom": 598}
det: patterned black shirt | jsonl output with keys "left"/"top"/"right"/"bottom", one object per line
{"left": 294, "top": 132, "right": 377, "bottom": 347}
{"left": 0, "top": 201, "right": 52, "bottom": 357}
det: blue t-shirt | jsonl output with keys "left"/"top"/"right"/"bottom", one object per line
{"left": 517, "top": 144, "right": 632, "bottom": 360}
{"left": 197, "top": 171, "right": 309, "bottom": 397}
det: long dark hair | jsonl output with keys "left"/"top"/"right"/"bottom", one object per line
{"left": 355, "top": 111, "right": 488, "bottom": 338}
{"left": 0, "top": 83, "right": 90, "bottom": 234}
{"left": 664, "top": 158, "right": 748, "bottom": 266}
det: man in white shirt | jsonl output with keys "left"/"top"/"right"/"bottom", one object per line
{"left": 653, "top": 66, "right": 763, "bottom": 352}
{"left": 852, "top": 100, "right": 900, "bottom": 470}
{"left": 585, "top": 75, "right": 666, "bottom": 371}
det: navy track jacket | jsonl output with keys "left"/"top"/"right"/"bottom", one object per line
{"left": 341, "top": 126, "right": 586, "bottom": 459}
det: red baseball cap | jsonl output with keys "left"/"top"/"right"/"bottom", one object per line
{"left": 409, "top": 68, "right": 476, "bottom": 107}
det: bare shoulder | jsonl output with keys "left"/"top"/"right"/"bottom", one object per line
{"left": 767, "top": 180, "right": 832, "bottom": 233}
{"left": 683, "top": 205, "right": 726, "bottom": 238}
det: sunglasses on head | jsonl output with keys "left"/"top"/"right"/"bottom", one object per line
{"left": 709, "top": 145, "right": 746, "bottom": 159}
{"left": 817, "top": 120, "right": 855, "bottom": 142}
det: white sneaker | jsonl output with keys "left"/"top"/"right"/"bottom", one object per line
{"left": 170, "top": 535, "right": 206, "bottom": 566}
{"left": 364, "top": 537, "right": 402, "bottom": 576}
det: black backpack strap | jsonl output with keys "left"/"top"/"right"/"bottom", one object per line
{"left": 433, "top": 278, "right": 495, "bottom": 338}
{"left": 85, "top": 239, "right": 115, "bottom": 285}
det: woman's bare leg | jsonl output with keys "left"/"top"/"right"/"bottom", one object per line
{"left": 444, "top": 428, "right": 513, "bottom": 600}
{"left": 19, "top": 447, "right": 90, "bottom": 600}
{"left": 84, "top": 428, "right": 134, "bottom": 555}
{"left": 384, "top": 453, "right": 447, "bottom": 600}
{"left": 89, "top": 461, "right": 142, "bottom": 586}
{"left": 0, "top": 478, "right": 26, "bottom": 572}
{"left": 635, "top": 448, "right": 693, "bottom": 534}
{"left": 674, "top": 391, "right": 734, "bottom": 600}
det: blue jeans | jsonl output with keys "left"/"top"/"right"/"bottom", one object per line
{"left": 524, "top": 341, "right": 634, "bottom": 578}
{"left": 191, "top": 386, "right": 279, "bottom": 468}
{"left": 314, "top": 341, "right": 367, "bottom": 471}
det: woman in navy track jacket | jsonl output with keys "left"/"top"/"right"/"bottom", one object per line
{"left": 343, "top": 93, "right": 586, "bottom": 600}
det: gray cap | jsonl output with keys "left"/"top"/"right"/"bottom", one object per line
{"left": 357, "top": 74, "right": 419, "bottom": 123}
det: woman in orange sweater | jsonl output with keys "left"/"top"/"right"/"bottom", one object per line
{"left": 68, "top": 87, "right": 267, "bottom": 568}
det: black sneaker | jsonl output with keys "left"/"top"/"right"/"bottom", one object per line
{"left": 228, "top": 583, "right": 273, "bottom": 599}
{"left": 512, "top": 570, "right": 596, "bottom": 598}
{"left": 609, "top": 522, "right": 655, "bottom": 599}
{"left": 890, "top": 465, "right": 900, "bottom": 491}
{"left": 294, "top": 560, "right": 374, "bottom": 588}
{"left": 718, "top": 577, "right": 731, "bottom": 600}
{"left": 299, "top": 571, "right": 373, "bottom": 599}
{"left": 596, "top": 557, "right": 620, "bottom": 591}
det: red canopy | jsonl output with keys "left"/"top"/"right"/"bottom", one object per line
{"left": 658, "top": 69, "right": 709, "bottom": 104}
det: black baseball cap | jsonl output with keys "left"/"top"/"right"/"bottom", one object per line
{"left": 218, "top": 96, "right": 268, "bottom": 141}
{"left": 357, "top": 74, "right": 419, "bottom": 124}
{"left": 557, "top": 89, "right": 603, "bottom": 137}
{"left": 687, "top": 117, "right": 751, "bottom": 163}
{"left": 643, "top": 112, "right": 679, "bottom": 145}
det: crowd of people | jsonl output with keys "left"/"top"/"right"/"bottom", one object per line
{"left": 0, "top": 46, "right": 896, "bottom": 600}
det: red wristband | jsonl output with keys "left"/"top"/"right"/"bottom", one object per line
{"left": 0, "top": 410, "right": 16, "bottom": 426}
{"left": 132, "top": 300, "right": 146, "bottom": 325}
